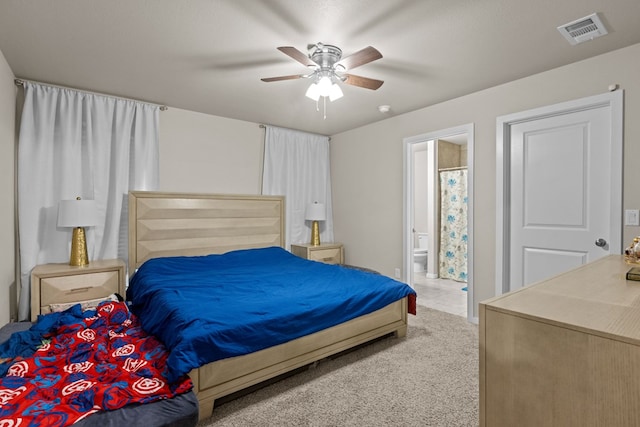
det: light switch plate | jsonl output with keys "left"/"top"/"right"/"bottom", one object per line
{"left": 625, "top": 209, "right": 639, "bottom": 226}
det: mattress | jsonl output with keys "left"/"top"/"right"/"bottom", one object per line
{"left": 0, "top": 315, "right": 198, "bottom": 427}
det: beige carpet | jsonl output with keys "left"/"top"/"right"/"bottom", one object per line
{"left": 197, "top": 306, "right": 479, "bottom": 427}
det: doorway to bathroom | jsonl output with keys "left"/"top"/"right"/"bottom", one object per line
{"left": 403, "top": 124, "right": 474, "bottom": 322}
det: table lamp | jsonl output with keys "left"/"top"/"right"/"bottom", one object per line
{"left": 58, "top": 197, "right": 99, "bottom": 266}
{"left": 305, "top": 201, "right": 326, "bottom": 246}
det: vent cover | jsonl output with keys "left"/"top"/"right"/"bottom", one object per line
{"left": 558, "top": 13, "right": 608, "bottom": 45}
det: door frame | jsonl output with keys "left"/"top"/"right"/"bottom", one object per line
{"left": 495, "top": 91, "right": 624, "bottom": 296}
{"left": 403, "top": 123, "right": 475, "bottom": 322}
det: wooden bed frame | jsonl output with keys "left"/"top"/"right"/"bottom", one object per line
{"left": 128, "top": 191, "right": 410, "bottom": 420}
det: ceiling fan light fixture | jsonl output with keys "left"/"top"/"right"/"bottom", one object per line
{"left": 305, "top": 82, "right": 321, "bottom": 101}
{"left": 329, "top": 83, "right": 343, "bottom": 101}
{"left": 317, "top": 76, "right": 333, "bottom": 97}
{"left": 263, "top": 43, "right": 384, "bottom": 116}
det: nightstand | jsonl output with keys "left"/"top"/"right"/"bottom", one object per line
{"left": 290, "top": 243, "right": 344, "bottom": 264}
{"left": 30, "top": 259, "right": 126, "bottom": 321}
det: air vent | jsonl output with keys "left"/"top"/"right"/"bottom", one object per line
{"left": 558, "top": 13, "right": 608, "bottom": 45}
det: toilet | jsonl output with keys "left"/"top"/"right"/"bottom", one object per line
{"left": 413, "top": 232, "right": 428, "bottom": 273}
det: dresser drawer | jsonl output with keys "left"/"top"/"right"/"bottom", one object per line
{"left": 308, "top": 247, "right": 342, "bottom": 264}
{"left": 40, "top": 271, "right": 120, "bottom": 307}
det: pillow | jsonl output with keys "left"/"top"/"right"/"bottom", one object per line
{"left": 49, "top": 293, "right": 120, "bottom": 313}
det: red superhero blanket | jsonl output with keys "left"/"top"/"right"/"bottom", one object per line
{"left": 0, "top": 301, "right": 192, "bottom": 426}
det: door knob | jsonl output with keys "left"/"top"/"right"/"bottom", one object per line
{"left": 595, "top": 238, "right": 607, "bottom": 247}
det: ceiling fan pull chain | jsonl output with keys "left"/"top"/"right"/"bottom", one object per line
{"left": 324, "top": 96, "right": 327, "bottom": 120}
{"left": 323, "top": 96, "right": 327, "bottom": 120}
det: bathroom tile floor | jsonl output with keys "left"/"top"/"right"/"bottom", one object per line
{"left": 412, "top": 272, "right": 468, "bottom": 318}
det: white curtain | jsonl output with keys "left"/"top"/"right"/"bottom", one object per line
{"left": 262, "top": 126, "right": 333, "bottom": 249}
{"left": 17, "top": 82, "right": 159, "bottom": 320}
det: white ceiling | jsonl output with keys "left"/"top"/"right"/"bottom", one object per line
{"left": 1, "top": 0, "right": 639, "bottom": 136}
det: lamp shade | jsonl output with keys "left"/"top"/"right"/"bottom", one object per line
{"left": 329, "top": 83, "right": 343, "bottom": 101}
{"left": 57, "top": 199, "right": 100, "bottom": 227}
{"left": 305, "top": 83, "right": 321, "bottom": 101}
{"left": 317, "top": 76, "right": 332, "bottom": 97}
{"left": 305, "top": 202, "right": 326, "bottom": 221}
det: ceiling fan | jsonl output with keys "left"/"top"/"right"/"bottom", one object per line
{"left": 261, "top": 43, "right": 384, "bottom": 102}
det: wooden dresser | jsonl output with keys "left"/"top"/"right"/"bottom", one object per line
{"left": 480, "top": 255, "right": 640, "bottom": 426}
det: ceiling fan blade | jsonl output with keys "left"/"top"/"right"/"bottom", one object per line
{"left": 277, "top": 46, "right": 317, "bottom": 67}
{"left": 343, "top": 74, "right": 384, "bottom": 90}
{"left": 261, "top": 74, "right": 305, "bottom": 82}
{"left": 335, "top": 46, "right": 382, "bottom": 70}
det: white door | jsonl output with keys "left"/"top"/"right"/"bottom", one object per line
{"left": 497, "top": 91, "right": 623, "bottom": 293}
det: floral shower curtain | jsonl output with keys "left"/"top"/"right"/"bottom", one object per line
{"left": 438, "top": 169, "right": 468, "bottom": 282}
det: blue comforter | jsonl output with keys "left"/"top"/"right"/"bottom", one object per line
{"left": 128, "top": 246, "right": 416, "bottom": 382}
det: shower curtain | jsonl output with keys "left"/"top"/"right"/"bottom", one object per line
{"left": 438, "top": 169, "right": 468, "bottom": 282}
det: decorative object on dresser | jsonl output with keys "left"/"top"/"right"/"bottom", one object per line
{"left": 627, "top": 266, "right": 640, "bottom": 281}
{"left": 480, "top": 255, "right": 640, "bottom": 426}
{"left": 57, "top": 197, "right": 100, "bottom": 266}
{"left": 30, "top": 259, "right": 126, "bottom": 322}
{"left": 290, "top": 242, "right": 344, "bottom": 264}
{"left": 305, "top": 201, "right": 326, "bottom": 246}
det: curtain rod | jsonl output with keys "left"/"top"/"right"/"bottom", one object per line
{"left": 14, "top": 78, "right": 168, "bottom": 111}
{"left": 438, "top": 166, "right": 468, "bottom": 172}
{"left": 259, "top": 124, "right": 331, "bottom": 141}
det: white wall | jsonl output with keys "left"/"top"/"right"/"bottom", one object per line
{"left": 413, "top": 146, "right": 428, "bottom": 237}
{"left": 159, "top": 108, "right": 264, "bottom": 194}
{"left": 331, "top": 43, "right": 640, "bottom": 318}
{"left": 0, "top": 48, "right": 16, "bottom": 324}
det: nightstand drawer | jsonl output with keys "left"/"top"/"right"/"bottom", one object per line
{"left": 31, "top": 259, "right": 126, "bottom": 321}
{"left": 291, "top": 243, "right": 344, "bottom": 265}
{"left": 40, "top": 271, "right": 120, "bottom": 307}
{"left": 308, "top": 248, "right": 342, "bottom": 264}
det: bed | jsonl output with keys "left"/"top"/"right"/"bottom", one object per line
{"left": 127, "top": 191, "right": 416, "bottom": 421}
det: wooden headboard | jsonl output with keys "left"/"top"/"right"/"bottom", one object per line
{"left": 128, "top": 191, "right": 285, "bottom": 273}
